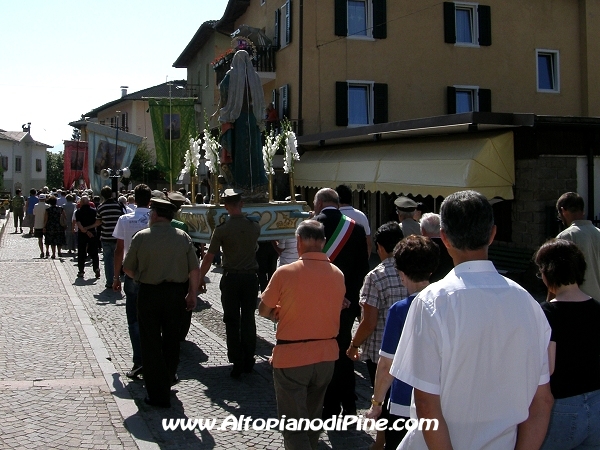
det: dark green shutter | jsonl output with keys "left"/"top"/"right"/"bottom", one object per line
{"left": 274, "top": 8, "right": 280, "bottom": 47}
{"left": 443, "top": 2, "right": 456, "bottom": 44}
{"left": 478, "top": 5, "right": 491, "bottom": 46}
{"left": 447, "top": 86, "right": 457, "bottom": 114}
{"left": 285, "top": 0, "right": 292, "bottom": 45}
{"left": 479, "top": 89, "right": 491, "bottom": 112}
{"left": 336, "top": 82, "right": 349, "bottom": 126}
{"left": 334, "top": 0, "right": 348, "bottom": 37}
{"left": 373, "top": 83, "right": 388, "bottom": 124}
{"left": 281, "top": 84, "right": 290, "bottom": 119}
{"left": 372, "top": 0, "right": 387, "bottom": 39}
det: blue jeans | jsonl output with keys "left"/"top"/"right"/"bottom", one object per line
{"left": 124, "top": 275, "right": 142, "bottom": 366}
{"left": 541, "top": 388, "right": 600, "bottom": 449}
{"left": 101, "top": 240, "right": 116, "bottom": 286}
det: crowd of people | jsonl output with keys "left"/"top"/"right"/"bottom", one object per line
{"left": 12, "top": 183, "right": 600, "bottom": 449}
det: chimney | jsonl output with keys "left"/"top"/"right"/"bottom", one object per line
{"left": 120, "top": 86, "right": 128, "bottom": 97}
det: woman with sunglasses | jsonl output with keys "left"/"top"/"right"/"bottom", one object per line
{"left": 535, "top": 238, "right": 600, "bottom": 449}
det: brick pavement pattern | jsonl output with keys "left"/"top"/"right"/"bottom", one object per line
{"left": 0, "top": 217, "right": 376, "bottom": 449}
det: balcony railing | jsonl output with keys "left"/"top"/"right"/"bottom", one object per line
{"left": 214, "top": 45, "right": 277, "bottom": 85}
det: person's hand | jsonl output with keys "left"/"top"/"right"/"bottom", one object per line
{"left": 270, "top": 305, "right": 281, "bottom": 322}
{"left": 342, "top": 297, "right": 351, "bottom": 309}
{"left": 346, "top": 345, "right": 360, "bottom": 361}
{"left": 365, "top": 405, "right": 382, "bottom": 420}
{"left": 112, "top": 278, "right": 121, "bottom": 292}
{"left": 185, "top": 292, "right": 197, "bottom": 311}
{"left": 199, "top": 279, "right": 207, "bottom": 293}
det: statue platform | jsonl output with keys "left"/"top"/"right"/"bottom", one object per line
{"left": 179, "top": 201, "right": 311, "bottom": 243}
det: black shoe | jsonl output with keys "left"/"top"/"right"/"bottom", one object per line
{"left": 94, "top": 269, "right": 101, "bottom": 279}
{"left": 126, "top": 365, "right": 143, "bottom": 379}
{"left": 144, "top": 397, "right": 170, "bottom": 408}
{"left": 230, "top": 365, "right": 243, "bottom": 379}
{"left": 243, "top": 358, "right": 255, "bottom": 373}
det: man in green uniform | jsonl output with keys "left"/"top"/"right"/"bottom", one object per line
{"left": 123, "top": 197, "right": 200, "bottom": 408}
{"left": 199, "top": 189, "right": 260, "bottom": 378}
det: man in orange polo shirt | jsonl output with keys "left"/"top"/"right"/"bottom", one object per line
{"left": 259, "top": 220, "right": 346, "bottom": 449}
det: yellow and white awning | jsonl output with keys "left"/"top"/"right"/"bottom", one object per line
{"left": 294, "top": 131, "right": 515, "bottom": 199}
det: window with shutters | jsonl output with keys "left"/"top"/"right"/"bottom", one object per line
{"left": 15, "top": 156, "right": 22, "bottom": 173}
{"left": 335, "top": 0, "right": 387, "bottom": 39}
{"left": 444, "top": 2, "right": 491, "bottom": 47}
{"left": 447, "top": 85, "right": 492, "bottom": 113}
{"left": 274, "top": 0, "right": 292, "bottom": 48}
{"left": 336, "top": 81, "right": 388, "bottom": 127}
{"left": 536, "top": 49, "right": 559, "bottom": 93}
{"left": 278, "top": 84, "right": 290, "bottom": 120}
{"left": 36, "top": 159, "right": 42, "bottom": 172}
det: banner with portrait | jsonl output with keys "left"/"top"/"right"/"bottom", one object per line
{"left": 148, "top": 98, "right": 197, "bottom": 187}
{"left": 63, "top": 140, "right": 89, "bottom": 190}
{"left": 85, "top": 122, "right": 143, "bottom": 193}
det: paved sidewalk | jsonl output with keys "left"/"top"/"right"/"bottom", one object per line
{"left": 0, "top": 215, "right": 376, "bottom": 449}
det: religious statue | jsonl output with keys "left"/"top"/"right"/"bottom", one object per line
{"left": 217, "top": 39, "right": 268, "bottom": 200}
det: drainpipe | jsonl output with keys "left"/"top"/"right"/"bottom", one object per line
{"left": 297, "top": 0, "right": 303, "bottom": 135}
{"left": 589, "top": 145, "right": 595, "bottom": 220}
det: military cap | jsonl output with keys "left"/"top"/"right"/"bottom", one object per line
{"left": 150, "top": 197, "right": 177, "bottom": 212}
{"left": 222, "top": 188, "right": 243, "bottom": 199}
{"left": 394, "top": 196, "right": 418, "bottom": 211}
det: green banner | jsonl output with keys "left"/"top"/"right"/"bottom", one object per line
{"left": 148, "top": 98, "right": 197, "bottom": 186}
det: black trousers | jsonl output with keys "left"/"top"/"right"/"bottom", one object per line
{"left": 323, "top": 306, "right": 360, "bottom": 416}
{"left": 77, "top": 231, "right": 99, "bottom": 272}
{"left": 220, "top": 272, "right": 258, "bottom": 366}
{"left": 137, "top": 281, "right": 187, "bottom": 405}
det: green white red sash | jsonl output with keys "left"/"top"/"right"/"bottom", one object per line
{"left": 323, "top": 214, "right": 355, "bottom": 262}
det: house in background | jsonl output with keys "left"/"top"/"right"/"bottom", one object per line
{"left": 0, "top": 125, "right": 51, "bottom": 193}
{"left": 175, "top": 0, "right": 600, "bottom": 252}
{"left": 82, "top": 81, "right": 191, "bottom": 162}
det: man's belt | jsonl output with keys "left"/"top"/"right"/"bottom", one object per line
{"left": 276, "top": 337, "right": 336, "bottom": 345}
{"left": 223, "top": 269, "right": 257, "bottom": 275}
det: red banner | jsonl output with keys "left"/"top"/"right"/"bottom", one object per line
{"left": 63, "top": 140, "right": 89, "bottom": 190}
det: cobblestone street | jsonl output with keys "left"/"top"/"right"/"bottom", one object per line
{"left": 0, "top": 215, "right": 376, "bottom": 449}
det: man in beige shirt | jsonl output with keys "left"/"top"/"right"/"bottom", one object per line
{"left": 124, "top": 197, "right": 199, "bottom": 408}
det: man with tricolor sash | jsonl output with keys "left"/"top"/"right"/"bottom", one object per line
{"left": 313, "top": 188, "right": 370, "bottom": 418}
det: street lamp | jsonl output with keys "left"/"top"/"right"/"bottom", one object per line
{"left": 100, "top": 167, "right": 131, "bottom": 196}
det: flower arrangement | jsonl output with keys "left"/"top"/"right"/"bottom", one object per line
{"left": 211, "top": 48, "right": 235, "bottom": 67}
{"left": 183, "top": 136, "right": 202, "bottom": 176}
{"left": 262, "top": 128, "right": 280, "bottom": 175}
{"left": 281, "top": 119, "right": 299, "bottom": 174}
{"left": 203, "top": 126, "right": 221, "bottom": 175}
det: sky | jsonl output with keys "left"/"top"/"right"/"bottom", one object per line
{"left": 0, "top": 0, "right": 230, "bottom": 153}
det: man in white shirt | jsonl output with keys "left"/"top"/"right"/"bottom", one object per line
{"left": 112, "top": 184, "right": 151, "bottom": 379}
{"left": 556, "top": 191, "right": 600, "bottom": 301}
{"left": 391, "top": 190, "right": 553, "bottom": 449}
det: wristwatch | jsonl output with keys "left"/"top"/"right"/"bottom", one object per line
{"left": 371, "top": 395, "right": 384, "bottom": 407}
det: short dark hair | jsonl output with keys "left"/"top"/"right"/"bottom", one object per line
{"left": 30, "top": 188, "right": 36, "bottom": 195}
{"left": 101, "top": 186, "right": 113, "bottom": 201}
{"left": 134, "top": 184, "right": 151, "bottom": 207}
{"left": 440, "top": 190, "right": 494, "bottom": 251}
{"left": 223, "top": 195, "right": 242, "bottom": 206}
{"left": 374, "top": 221, "right": 403, "bottom": 253}
{"left": 534, "top": 238, "right": 586, "bottom": 288}
{"left": 66, "top": 194, "right": 74, "bottom": 202}
{"left": 296, "top": 219, "right": 325, "bottom": 242}
{"left": 335, "top": 184, "right": 353, "bottom": 204}
{"left": 15, "top": 189, "right": 21, "bottom": 195}
{"left": 46, "top": 195, "right": 57, "bottom": 206}
{"left": 393, "top": 235, "right": 440, "bottom": 282}
{"left": 556, "top": 192, "right": 584, "bottom": 214}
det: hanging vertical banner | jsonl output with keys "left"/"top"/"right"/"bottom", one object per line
{"left": 84, "top": 122, "right": 143, "bottom": 193}
{"left": 148, "top": 98, "right": 197, "bottom": 186}
{"left": 63, "top": 140, "right": 89, "bottom": 189}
